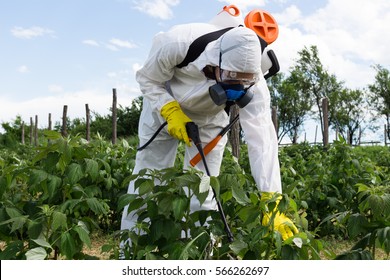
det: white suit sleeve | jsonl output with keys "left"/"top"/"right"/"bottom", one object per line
{"left": 239, "top": 78, "right": 282, "bottom": 193}
{"left": 135, "top": 30, "right": 188, "bottom": 112}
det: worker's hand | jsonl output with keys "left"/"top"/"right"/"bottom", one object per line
{"left": 261, "top": 192, "right": 299, "bottom": 241}
{"left": 161, "top": 101, "right": 192, "bottom": 146}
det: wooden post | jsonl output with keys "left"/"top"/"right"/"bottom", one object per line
{"left": 271, "top": 106, "right": 278, "bottom": 138}
{"left": 229, "top": 104, "right": 240, "bottom": 158}
{"left": 314, "top": 125, "right": 318, "bottom": 145}
{"left": 34, "top": 115, "right": 38, "bottom": 146}
{"left": 48, "top": 113, "right": 52, "bottom": 130}
{"left": 30, "top": 117, "right": 33, "bottom": 145}
{"left": 21, "top": 121, "right": 25, "bottom": 145}
{"left": 62, "top": 105, "right": 68, "bottom": 137}
{"left": 385, "top": 125, "right": 388, "bottom": 146}
{"left": 86, "top": 104, "right": 90, "bottom": 141}
{"left": 112, "top": 88, "right": 117, "bottom": 145}
{"left": 322, "top": 98, "right": 329, "bottom": 146}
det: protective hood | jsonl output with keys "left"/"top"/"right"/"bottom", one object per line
{"left": 219, "top": 27, "right": 261, "bottom": 74}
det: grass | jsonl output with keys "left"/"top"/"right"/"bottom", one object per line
{"left": 321, "top": 237, "right": 389, "bottom": 260}
{"left": 82, "top": 233, "right": 389, "bottom": 260}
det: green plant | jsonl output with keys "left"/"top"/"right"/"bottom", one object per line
{"left": 113, "top": 156, "right": 321, "bottom": 260}
{"left": 0, "top": 131, "right": 134, "bottom": 259}
{"left": 334, "top": 183, "right": 390, "bottom": 259}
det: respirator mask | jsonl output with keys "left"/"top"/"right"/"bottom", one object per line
{"left": 209, "top": 69, "right": 257, "bottom": 108}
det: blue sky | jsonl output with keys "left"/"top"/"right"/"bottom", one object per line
{"left": 1, "top": 0, "right": 389, "bottom": 141}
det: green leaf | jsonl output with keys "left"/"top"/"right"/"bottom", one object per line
{"left": 231, "top": 184, "right": 250, "bottom": 205}
{"left": 347, "top": 213, "right": 368, "bottom": 238}
{"left": 74, "top": 225, "right": 91, "bottom": 249}
{"left": 5, "top": 207, "right": 22, "bottom": 218}
{"left": 52, "top": 211, "right": 67, "bottom": 231}
{"left": 150, "top": 219, "right": 163, "bottom": 241}
{"left": 32, "top": 238, "right": 52, "bottom": 249}
{"left": 178, "top": 231, "right": 207, "bottom": 260}
{"left": 117, "top": 194, "right": 138, "bottom": 211}
{"left": 43, "top": 130, "right": 62, "bottom": 140}
{"left": 66, "top": 163, "right": 84, "bottom": 185}
{"left": 175, "top": 174, "right": 200, "bottom": 187}
{"left": 86, "top": 197, "right": 108, "bottom": 215}
{"left": 47, "top": 175, "right": 62, "bottom": 199}
{"left": 158, "top": 195, "right": 174, "bottom": 218}
{"left": 60, "top": 232, "right": 76, "bottom": 259}
{"left": 210, "top": 176, "right": 220, "bottom": 199}
{"left": 3, "top": 208, "right": 28, "bottom": 232}
{"left": 29, "top": 169, "right": 48, "bottom": 186}
{"left": 27, "top": 220, "right": 43, "bottom": 239}
{"left": 58, "top": 141, "right": 72, "bottom": 173}
{"left": 229, "top": 239, "right": 248, "bottom": 255}
{"left": 138, "top": 179, "right": 154, "bottom": 196}
{"left": 85, "top": 158, "right": 99, "bottom": 181}
{"left": 172, "top": 196, "right": 188, "bottom": 220}
{"left": 238, "top": 205, "right": 261, "bottom": 226}
{"left": 376, "top": 226, "right": 390, "bottom": 253}
{"left": 26, "top": 247, "right": 48, "bottom": 260}
{"left": 60, "top": 199, "right": 80, "bottom": 213}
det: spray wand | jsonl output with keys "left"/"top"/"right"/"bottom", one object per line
{"left": 185, "top": 122, "right": 234, "bottom": 242}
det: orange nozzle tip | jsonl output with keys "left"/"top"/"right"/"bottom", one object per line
{"left": 221, "top": 5, "right": 240, "bottom": 17}
{"left": 244, "top": 9, "right": 279, "bottom": 44}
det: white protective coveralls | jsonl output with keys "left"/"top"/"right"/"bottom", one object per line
{"left": 120, "top": 21, "right": 282, "bottom": 231}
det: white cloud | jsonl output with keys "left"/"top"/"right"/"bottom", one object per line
{"left": 48, "top": 84, "right": 64, "bottom": 93}
{"left": 132, "top": 63, "right": 142, "bottom": 73}
{"left": 82, "top": 39, "right": 100, "bottom": 47}
{"left": 109, "top": 38, "right": 137, "bottom": 49}
{"left": 17, "top": 65, "right": 29, "bottom": 73}
{"left": 271, "top": 0, "right": 390, "bottom": 89}
{"left": 133, "top": 0, "right": 180, "bottom": 20}
{"left": 11, "top": 26, "right": 55, "bottom": 39}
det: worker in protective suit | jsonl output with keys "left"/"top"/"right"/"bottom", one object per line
{"left": 120, "top": 18, "right": 298, "bottom": 242}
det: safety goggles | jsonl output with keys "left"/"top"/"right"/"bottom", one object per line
{"left": 220, "top": 69, "right": 258, "bottom": 88}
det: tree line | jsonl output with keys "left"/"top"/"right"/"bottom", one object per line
{"left": 267, "top": 45, "right": 390, "bottom": 145}
{"left": 1, "top": 45, "right": 389, "bottom": 148}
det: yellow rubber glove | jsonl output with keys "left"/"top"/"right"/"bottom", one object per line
{"left": 261, "top": 192, "right": 299, "bottom": 240}
{"left": 160, "top": 101, "right": 192, "bottom": 146}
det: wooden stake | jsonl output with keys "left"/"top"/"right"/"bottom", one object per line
{"left": 21, "top": 121, "right": 25, "bottom": 145}
{"left": 48, "top": 113, "right": 52, "bottom": 130}
{"left": 86, "top": 104, "right": 90, "bottom": 141}
{"left": 62, "top": 105, "right": 68, "bottom": 137}
{"left": 322, "top": 98, "right": 329, "bottom": 146}
{"left": 30, "top": 117, "right": 33, "bottom": 145}
{"left": 34, "top": 115, "right": 38, "bottom": 146}
{"left": 112, "top": 89, "right": 117, "bottom": 145}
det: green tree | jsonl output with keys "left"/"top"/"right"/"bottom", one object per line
{"left": 328, "top": 88, "right": 367, "bottom": 145}
{"left": 268, "top": 72, "right": 312, "bottom": 143}
{"left": 291, "top": 46, "right": 343, "bottom": 144}
{"left": 368, "top": 64, "right": 390, "bottom": 141}
{"left": 53, "top": 96, "right": 143, "bottom": 140}
{"left": 0, "top": 115, "right": 27, "bottom": 148}
{"left": 116, "top": 96, "right": 143, "bottom": 138}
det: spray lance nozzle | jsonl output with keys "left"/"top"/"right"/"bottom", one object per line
{"left": 185, "top": 121, "right": 234, "bottom": 242}
{"left": 185, "top": 122, "right": 202, "bottom": 146}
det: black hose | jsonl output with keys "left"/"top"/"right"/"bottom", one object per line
{"left": 185, "top": 122, "right": 234, "bottom": 242}
{"left": 137, "top": 121, "right": 168, "bottom": 151}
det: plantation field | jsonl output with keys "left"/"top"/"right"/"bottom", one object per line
{"left": 0, "top": 131, "right": 389, "bottom": 260}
